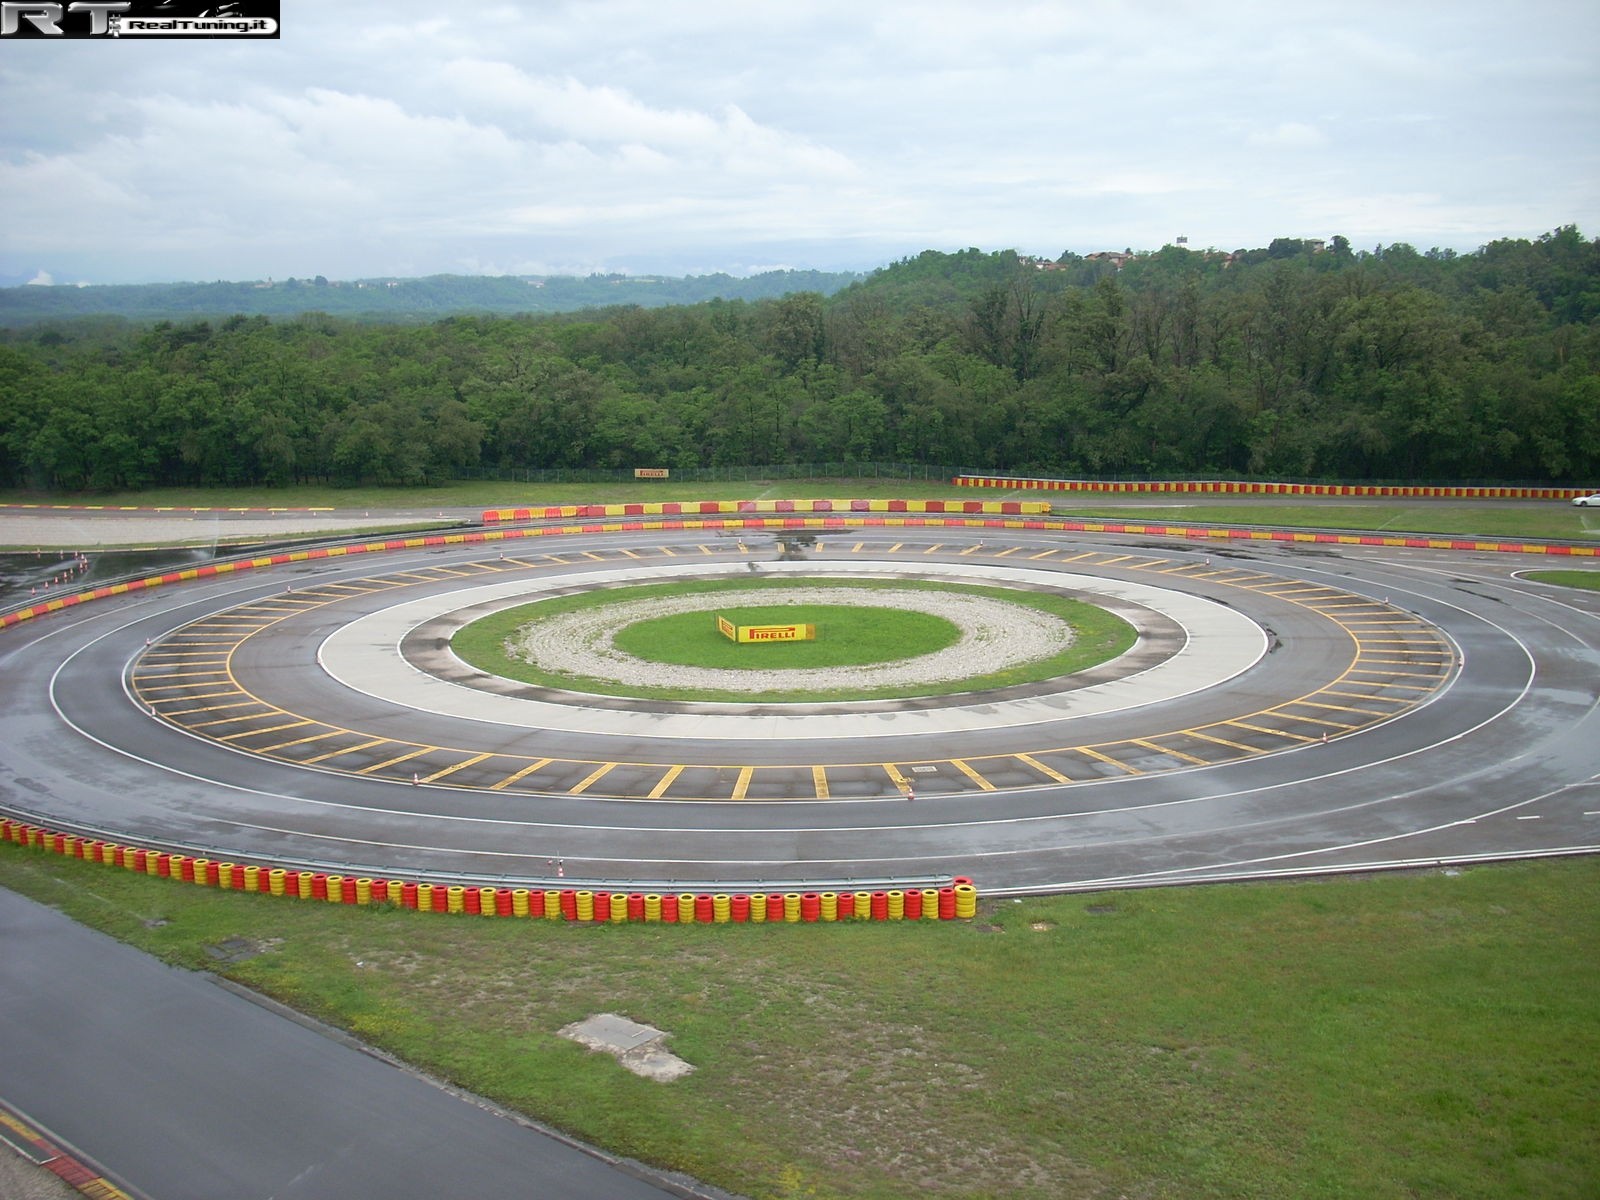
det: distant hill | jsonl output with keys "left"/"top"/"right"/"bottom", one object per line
{"left": 0, "top": 268, "right": 862, "bottom": 326}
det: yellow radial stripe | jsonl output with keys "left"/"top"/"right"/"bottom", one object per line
{"left": 358, "top": 747, "right": 432, "bottom": 775}
{"left": 1016, "top": 752, "right": 1071, "bottom": 782}
{"left": 883, "top": 764, "right": 911, "bottom": 789}
{"left": 1028, "top": 548, "right": 1058, "bottom": 559}
{"left": 958, "top": 544, "right": 984, "bottom": 555}
{"left": 569, "top": 763, "right": 617, "bottom": 794}
{"left": 1292, "top": 699, "right": 1392, "bottom": 717}
{"left": 811, "top": 765, "right": 830, "bottom": 798}
{"left": 950, "top": 759, "right": 996, "bottom": 790}
{"left": 1078, "top": 746, "right": 1141, "bottom": 774}
{"left": 993, "top": 545, "right": 1022, "bottom": 557}
{"left": 922, "top": 544, "right": 944, "bottom": 554}
{"left": 219, "top": 720, "right": 310, "bottom": 742}
{"left": 1224, "top": 719, "right": 1317, "bottom": 743}
{"left": 490, "top": 758, "right": 553, "bottom": 791}
{"left": 259, "top": 729, "right": 344, "bottom": 753}
{"left": 1187, "top": 729, "right": 1266, "bottom": 754}
{"left": 165, "top": 700, "right": 262, "bottom": 716}
{"left": 424, "top": 752, "right": 494, "bottom": 783}
{"left": 648, "top": 765, "right": 685, "bottom": 799}
{"left": 1130, "top": 738, "right": 1207, "bottom": 765}
{"left": 189, "top": 710, "right": 278, "bottom": 729}
{"left": 731, "top": 766, "right": 754, "bottom": 799}
{"left": 1346, "top": 667, "right": 1446, "bottom": 679}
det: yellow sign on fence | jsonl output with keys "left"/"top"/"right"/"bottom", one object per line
{"left": 716, "top": 614, "right": 816, "bottom": 643}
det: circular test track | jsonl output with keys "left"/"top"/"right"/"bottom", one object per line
{"left": 2, "top": 519, "right": 1598, "bottom": 896}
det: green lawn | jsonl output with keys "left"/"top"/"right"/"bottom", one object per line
{"left": 1522, "top": 570, "right": 1600, "bottom": 590}
{"left": 451, "top": 578, "right": 1137, "bottom": 702}
{"left": 1056, "top": 503, "right": 1598, "bottom": 541}
{"left": 613, "top": 605, "right": 962, "bottom": 669}
{"left": 3, "top": 481, "right": 1595, "bottom": 542}
{"left": 2, "top": 844, "right": 1595, "bottom": 1200}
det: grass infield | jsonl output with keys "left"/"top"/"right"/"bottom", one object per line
{"left": 1522, "top": 569, "right": 1600, "bottom": 591}
{"left": 1, "top": 845, "right": 1594, "bottom": 1200}
{"left": 450, "top": 577, "right": 1137, "bottom": 702}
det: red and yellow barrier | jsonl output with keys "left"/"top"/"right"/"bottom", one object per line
{"left": 954, "top": 474, "right": 1596, "bottom": 502}
{"left": 16, "top": 821, "right": 978, "bottom": 928}
{"left": 481, "top": 497, "right": 1049, "bottom": 522}
{"left": 7, "top": 493, "right": 1594, "bottom": 631}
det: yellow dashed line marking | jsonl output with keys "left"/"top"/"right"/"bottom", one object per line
{"left": 1016, "top": 752, "right": 1071, "bottom": 782}
{"left": 1293, "top": 699, "right": 1393, "bottom": 717}
{"left": 570, "top": 763, "right": 617, "bottom": 794}
{"left": 883, "top": 764, "right": 911, "bottom": 789}
{"left": 165, "top": 700, "right": 262, "bottom": 717}
{"left": 1028, "top": 548, "right": 1058, "bottom": 560}
{"left": 950, "top": 759, "right": 996, "bottom": 790}
{"left": 1223, "top": 719, "right": 1317, "bottom": 744}
{"left": 424, "top": 752, "right": 494, "bottom": 783}
{"left": 219, "top": 720, "right": 311, "bottom": 742}
{"left": 259, "top": 729, "right": 345, "bottom": 753}
{"left": 357, "top": 746, "right": 432, "bottom": 774}
{"left": 491, "top": 759, "right": 553, "bottom": 791}
{"left": 812, "top": 765, "right": 830, "bottom": 798}
{"left": 1187, "top": 728, "right": 1267, "bottom": 754}
{"left": 731, "top": 766, "right": 754, "bottom": 799}
{"left": 1130, "top": 738, "right": 1207, "bottom": 765}
{"left": 1078, "top": 746, "right": 1141, "bottom": 774}
{"left": 648, "top": 765, "right": 685, "bottom": 799}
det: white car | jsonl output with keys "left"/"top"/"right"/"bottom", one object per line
{"left": 1573, "top": 493, "right": 1600, "bottom": 507}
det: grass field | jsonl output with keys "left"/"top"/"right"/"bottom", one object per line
{"left": 1522, "top": 570, "right": 1600, "bottom": 590}
{"left": 3, "top": 480, "right": 1596, "bottom": 542}
{"left": 612, "top": 603, "right": 961, "bottom": 667}
{"left": 2, "top": 844, "right": 1595, "bottom": 1200}
{"left": 451, "top": 577, "right": 1137, "bottom": 702}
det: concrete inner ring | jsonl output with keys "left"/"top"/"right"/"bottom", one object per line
{"left": 317, "top": 560, "right": 1269, "bottom": 741}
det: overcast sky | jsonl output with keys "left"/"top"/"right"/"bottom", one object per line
{"left": 3, "top": 0, "right": 1597, "bottom": 285}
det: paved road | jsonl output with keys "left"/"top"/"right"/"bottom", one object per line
{"left": 0, "top": 887, "right": 709, "bottom": 1200}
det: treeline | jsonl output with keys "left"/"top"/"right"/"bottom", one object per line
{"left": 0, "top": 268, "right": 862, "bottom": 325}
{"left": 1, "top": 228, "right": 1596, "bottom": 491}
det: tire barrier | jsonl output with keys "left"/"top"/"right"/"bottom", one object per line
{"left": 0, "top": 818, "right": 978, "bottom": 925}
{"left": 954, "top": 474, "right": 1598, "bottom": 502}
{"left": 5, "top": 492, "right": 1594, "bottom": 634}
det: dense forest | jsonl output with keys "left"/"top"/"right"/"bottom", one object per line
{"left": 1, "top": 228, "right": 1596, "bottom": 491}
{"left": 0, "top": 268, "right": 862, "bottom": 324}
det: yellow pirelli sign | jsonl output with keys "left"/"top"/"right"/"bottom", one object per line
{"left": 716, "top": 614, "right": 816, "bottom": 643}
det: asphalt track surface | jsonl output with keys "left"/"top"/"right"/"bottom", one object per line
{"left": 3, "top": 513, "right": 1599, "bottom": 1200}
{"left": 4, "top": 519, "right": 1598, "bottom": 894}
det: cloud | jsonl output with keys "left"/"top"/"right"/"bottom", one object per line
{"left": 1247, "top": 122, "right": 1329, "bottom": 150}
{"left": 0, "top": 0, "right": 1595, "bottom": 283}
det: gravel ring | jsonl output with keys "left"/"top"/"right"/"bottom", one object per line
{"left": 504, "top": 587, "right": 1077, "bottom": 693}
